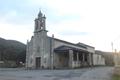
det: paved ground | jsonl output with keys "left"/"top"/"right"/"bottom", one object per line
{"left": 0, "top": 67, "right": 113, "bottom": 80}
{"left": 78, "top": 67, "right": 113, "bottom": 80}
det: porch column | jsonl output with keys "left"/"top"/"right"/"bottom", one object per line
{"left": 82, "top": 53, "right": 85, "bottom": 66}
{"left": 82, "top": 53, "right": 85, "bottom": 62}
{"left": 69, "top": 50, "right": 73, "bottom": 68}
{"left": 88, "top": 53, "right": 92, "bottom": 66}
{"left": 77, "top": 52, "right": 79, "bottom": 67}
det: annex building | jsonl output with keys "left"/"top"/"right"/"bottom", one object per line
{"left": 26, "top": 11, "right": 105, "bottom": 69}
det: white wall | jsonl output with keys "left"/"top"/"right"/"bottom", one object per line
{"left": 93, "top": 54, "right": 105, "bottom": 65}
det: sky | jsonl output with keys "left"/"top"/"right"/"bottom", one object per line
{"left": 0, "top": 0, "right": 120, "bottom": 52}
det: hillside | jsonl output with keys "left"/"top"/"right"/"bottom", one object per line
{"left": 0, "top": 37, "right": 26, "bottom": 67}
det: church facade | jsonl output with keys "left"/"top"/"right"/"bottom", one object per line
{"left": 26, "top": 11, "right": 105, "bottom": 69}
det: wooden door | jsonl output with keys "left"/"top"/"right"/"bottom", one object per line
{"left": 36, "top": 57, "right": 41, "bottom": 68}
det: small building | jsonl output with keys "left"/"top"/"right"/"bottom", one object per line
{"left": 93, "top": 53, "right": 105, "bottom": 66}
{"left": 26, "top": 11, "right": 105, "bottom": 69}
{"left": 114, "top": 52, "right": 120, "bottom": 66}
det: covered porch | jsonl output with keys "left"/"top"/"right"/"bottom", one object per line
{"left": 54, "top": 46, "right": 93, "bottom": 68}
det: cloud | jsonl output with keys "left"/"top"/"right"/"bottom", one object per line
{"left": 0, "top": 21, "right": 33, "bottom": 44}
{"left": 60, "top": 31, "right": 90, "bottom": 36}
{"left": 0, "top": 0, "right": 120, "bottom": 51}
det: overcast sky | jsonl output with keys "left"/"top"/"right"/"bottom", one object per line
{"left": 0, "top": 0, "right": 120, "bottom": 52}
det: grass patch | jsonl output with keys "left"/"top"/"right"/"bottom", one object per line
{"left": 112, "top": 74, "right": 120, "bottom": 80}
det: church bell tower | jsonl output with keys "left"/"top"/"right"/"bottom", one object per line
{"left": 34, "top": 10, "right": 46, "bottom": 32}
{"left": 33, "top": 10, "right": 48, "bottom": 68}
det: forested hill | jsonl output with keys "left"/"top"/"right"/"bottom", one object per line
{"left": 0, "top": 37, "right": 26, "bottom": 67}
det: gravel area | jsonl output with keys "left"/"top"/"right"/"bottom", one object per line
{"left": 0, "top": 67, "right": 113, "bottom": 80}
{"left": 78, "top": 67, "right": 113, "bottom": 80}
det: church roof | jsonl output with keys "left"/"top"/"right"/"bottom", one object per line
{"left": 38, "top": 10, "right": 42, "bottom": 17}
{"left": 54, "top": 45, "right": 89, "bottom": 53}
{"left": 48, "top": 37, "right": 94, "bottom": 49}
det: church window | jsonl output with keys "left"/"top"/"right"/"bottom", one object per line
{"left": 40, "top": 26, "right": 43, "bottom": 29}
{"left": 40, "top": 22, "right": 43, "bottom": 27}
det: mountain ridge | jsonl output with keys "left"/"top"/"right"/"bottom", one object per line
{"left": 0, "top": 37, "right": 26, "bottom": 67}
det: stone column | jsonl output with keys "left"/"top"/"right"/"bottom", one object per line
{"left": 82, "top": 53, "right": 85, "bottom": 62}
{"left": 88, "top": 53, "right": 92, "bottom": 66}
{"left": 82, "top": 53, "right": 85, "bottom": 66}
{"left": 69, "top": 50, "right": 73, "bottom": 68}
{"left": 77, "top": 52, "right": 79, "bottom": 67}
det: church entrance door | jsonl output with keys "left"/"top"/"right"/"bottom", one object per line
{"left": 36, "top": 57, "right": 41, "bottom": 68}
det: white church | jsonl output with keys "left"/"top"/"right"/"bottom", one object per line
{"left": 26, "top": 11, "right": 105, "bottom": 69}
